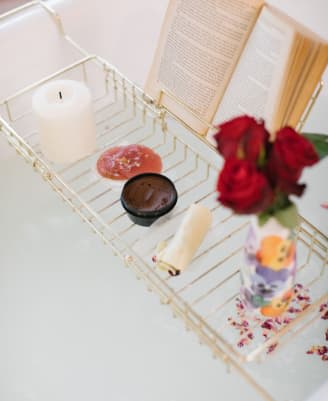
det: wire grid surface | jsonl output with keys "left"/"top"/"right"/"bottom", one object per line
{"left": 1, "top": 56, "right": 328, "bottom": 401}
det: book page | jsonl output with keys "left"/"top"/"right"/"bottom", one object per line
{"left": 277, "top": 35, "right": 311, "bottom": 125}
{"left": 213, "top": 6, "right": 295, "bottom": 132}
{"left": 145, "top": 0, "right": 263, "bottom": 134}
{"left": 267, "top": 6, "right": 328, "bottom": 128}
{"left": 285, "top": 43, "right": 328, "bottom": 128}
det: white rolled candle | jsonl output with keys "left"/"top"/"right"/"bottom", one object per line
{"left": 156, "top": 204, "right": 212, "bottom": 275}
{"left": 32, "top": 79, "right": 96, "bottom": 164}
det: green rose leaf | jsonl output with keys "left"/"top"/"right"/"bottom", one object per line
{"left": 303, "top": 133, "right": 328, "bottom": 160}
{"left": 257, "top": 211, "right": 271, "bottom": 226}
{"left": 274, "top": 203, "right": 299, "bottom": 230}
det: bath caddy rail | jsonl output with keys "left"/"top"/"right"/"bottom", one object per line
{"left": 0, "top": 3, "right": 327, "bottom": 401}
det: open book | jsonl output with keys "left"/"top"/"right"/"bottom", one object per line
{"left": 145, "top": 0, "right": 328, "bottom": 135}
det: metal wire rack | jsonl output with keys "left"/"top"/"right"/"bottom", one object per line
{"left": 0, "top": 2, "right": 327, "bottom": 401}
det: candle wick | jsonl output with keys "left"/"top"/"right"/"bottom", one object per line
{"left": 59, "top": 91, "right": 62, "bottom": 100}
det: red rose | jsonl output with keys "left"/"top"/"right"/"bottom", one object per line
{"left": 217, "top": 158, "right": 274, "bottom": 214}
{"left": 214, "top": 115, "right": 269, "bottom": 163}
{"left": 267, "top": 127, "right": 319, "bottom": 195}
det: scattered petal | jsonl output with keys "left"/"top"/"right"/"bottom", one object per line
{"left": 261, "top": 320, "right": 274, "bottom": 330}
{"left": 227, "top": 284, "right": 328, "bottom": 362}
{"left": 267, "top": 343, "right": 278, "bottom": 354}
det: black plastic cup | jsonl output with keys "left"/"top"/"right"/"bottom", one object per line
{"left": 120, "top": 173, "right": 178, "bottom": 227}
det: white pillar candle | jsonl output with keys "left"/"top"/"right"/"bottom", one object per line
{"left": 32, "top": 79, "right": 97, "bottom": 164}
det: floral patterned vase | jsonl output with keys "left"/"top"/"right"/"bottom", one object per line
{"left": 240, "top": 217, "right": 297, "bottom": 317}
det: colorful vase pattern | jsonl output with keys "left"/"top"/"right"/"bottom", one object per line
{"left": 240, "top": 217, "right": 296, "bottom": 317}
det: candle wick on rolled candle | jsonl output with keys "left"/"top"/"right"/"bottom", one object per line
{"left": 59, "top": 91, "right": 63, "bottom": 100}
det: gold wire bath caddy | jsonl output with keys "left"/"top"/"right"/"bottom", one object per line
{"left": 0, "top": 2, "right": 327, "bottom": 401}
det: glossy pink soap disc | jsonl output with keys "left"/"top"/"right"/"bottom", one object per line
{"left": 96, "top": 144, "right": 162, "bottom": 180}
